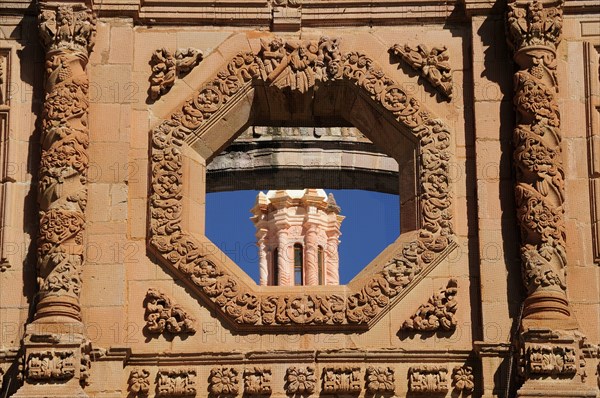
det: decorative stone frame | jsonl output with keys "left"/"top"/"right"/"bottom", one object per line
{"left": 148, "top": 35, "right": 457, "bottom": 331}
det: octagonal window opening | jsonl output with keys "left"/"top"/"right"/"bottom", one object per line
{"left": 205, "top": 125, "right": 401, "bottom": 287}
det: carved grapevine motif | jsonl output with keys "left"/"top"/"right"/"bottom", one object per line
{"left": 401, "top": 279, "right": 458, "bottom": 332}
{"left": 408, "top": 365, "right": 449, "bottom": 393}
{"left": 365, "top": 366, "right": 395, "bottom": 394}
{"left": 507, "top": 0, "right": 570, "bottom": 318}
{"left": 243, "top": 367, "right": 272, "bottom": 396}
{"left": 35, "top": 3, "right": 95, "bottom": 323}
{"left": 389, "top": 44, "right": 453, "bottom": 98}
{"left": 149, "top": 36, "right": 454, "bottom": 328}
{"left": 286, "top": 366, "right": 316, "bottom": 394}
{"left": 144, "top": 288, "right": 196, "bottom": 335}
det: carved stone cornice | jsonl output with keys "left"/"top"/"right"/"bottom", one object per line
{"left": 144, "top": 288, "right": 196, "bottom": 335}
{"left": 389, "top": 44, "right": 453, "bottom": 99}
{"left": 401, "top": 279, "right": 458, "bottom": 332}
{"left": 38, "top": 3, "right": 96, "bottom": 56}
{"left": 149, "top": 35, "right": 456, "bottom": 330}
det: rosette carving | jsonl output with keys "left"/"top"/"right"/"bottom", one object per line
{"left": 506, "top": 0, "right": 572, "bottom": 321}
{"left": 209, "top": 367, "right": 240, "bottom": 397}
{"left": 128, "top": 368, "right": 151, "bottom": 396}
{"left": 401, "top": 279, "right": 458, "bottom": 332}
{"left": 452, "top": 365, "right": 474, "bottom": 395}
{"left": 34, "top": 3, "right": 95, "bottom": 323}
{"left": 149, "top": 36, "right": 454, "bottom": 328}
{"left": 286, "top": 366, "right": 316, "bottom": 395}
{"left": 365, "top": 366, "right": 395, "bottom": 394}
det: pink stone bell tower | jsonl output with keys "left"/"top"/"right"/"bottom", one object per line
{"left": 250, "top": 189, "right": 344, "bottom": 286}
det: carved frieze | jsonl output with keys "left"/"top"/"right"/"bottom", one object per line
{"left": 25, "top": 350, "right": 76, "bottom": 381}
{"left": 209, "top": 367, "right": 240, "bottom": 396}
{"left": 390, "top": 44, "right": 453, "bottom": 99}
{"left": 286, "top": 366, "right": 316, "bottom": 394}
{"left": 128, "top": 368, "right": 151, "bottom": 396}
{"left": 149, "top": 36, "right": 455, "bottom": 328}
{"left": 144, "top": 288, "right": 196, "bottom": 335}
{"left": 522, "top": 344, "right": 577, "bottom": 376}
{"left": 149, "top": 48, "right": 203, "bottom": 100}
{"left": 243, "top": 367, "right": 272, "bottom": 396}
{"left": 365, "top": 366, "right": 395, "bottom": 394}
{"left": 452, "top": 365, "right": 474, "bottom": 395}
{"left": 401, "top": 279, "right": 458, "bottom": 332}
{"left": 156, "top": 369, "right": 197, "bottom": 397}
{"left": 408, "top": 365, "right": 449, "bottom": 394}
{"left": 322, "top": 366, "right": 361, "bottom": 394}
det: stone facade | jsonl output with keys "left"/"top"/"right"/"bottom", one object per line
{"left": 0, "top": 0, "right": 598, "bottom": 397}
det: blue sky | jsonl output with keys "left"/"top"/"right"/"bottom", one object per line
{"left": 205, "top": 190, "right": 399, "bottom": 284}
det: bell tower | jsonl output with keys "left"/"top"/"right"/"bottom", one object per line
{"left": 251, "top": 189, "right": 344, "bottom": 286}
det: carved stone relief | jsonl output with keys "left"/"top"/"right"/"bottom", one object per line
{"left": 144, "top": 288, "right": 196, "bottom": 335}
{"left": 149, "top": 48, "right": 203, "bottom": 101}
{"left": 285, "top": 366, "right": 316, "bottom": 395}
{"left": 389, "top": 44, "right": 453, "bottom": 99}
{"left": 25, "top": 350, "right": 76, "bottom": 381}
{"left": 156, "top": 369, "right": 197, "bottom": 397}
{"left": 128, "top": 368, "right": 151, "bottom": 396}
{"left": 149, "top": 35, "right": 456, "bottom": 329}
{"left": 452, "top": 365, "right": 474, "bottom": 395}
{"left": 365, "top": 366, "right": 395, "bottom": 394}
{"left": 401, "top": 279, "right": 458, "bottom": 332}
{"left": 209, "top": 367, "right": 240, "bottom": 397}
{"left": 322, "top": 366, "right": 361, "bottom": 394}
{"left": 408, "top": 365, "right": 449, "bottom": 394}
{"left": 521, "top": 344, "right": 577, "bottom": 377}
{"left": 243, "top": 367, "right": 272, "bottom": 396}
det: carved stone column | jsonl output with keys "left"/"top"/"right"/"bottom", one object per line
{"left": 325, "top": 231, "right": 340, "bottom": 285}
{"left": 304, "top": 223, "right": 319, "bottom": 285}
{"left": 257, "top": 229, "right": 268, "bottom": 286}
{"left": 506, "top": 1, "right": 595, "bottom": 396}
{"left": 276, "top": 228, "right": 291, "bottom": 286}
{"left": 15, "top": 2, "right": 95, "bottom": 396}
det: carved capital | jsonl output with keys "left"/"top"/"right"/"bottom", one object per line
{"left": 408, "top": 365, "right": 449, "bottom": 394}
{"left": 38, "top": 3, "right": 96, "bottom": 55}
{"left": 507, "top": 0, "right": 563, "bottom": 53}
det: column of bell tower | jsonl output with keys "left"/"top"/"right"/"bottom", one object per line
{"left": 251, "top": 189, "right": 344, "bottom": 286}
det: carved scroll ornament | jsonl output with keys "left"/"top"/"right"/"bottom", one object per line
{"left": 144, "top": 288, "right": 196, "bottom": 335}
{"left": 408, "top": 365, "right": 449, "bottom": 394}
{"left": 401, "top": 279, "right": 458, "bottom": 332}
{"left": 149, "top": 48, "right": 203, "bottom": 100}
{"left": 149, "top": 36, "right": 455, "bottom": 328}
{"left": 389, "top": 44, "right": 453, "bottom": 99}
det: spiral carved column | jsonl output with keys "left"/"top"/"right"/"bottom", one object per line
{"left": 15, "top": 2, "right": 95, "bottom": 396}
{"left": 507, "top": 1, "right": 594, "bottom": 396}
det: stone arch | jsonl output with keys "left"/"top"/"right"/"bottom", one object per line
{"left": 148, "top": 35, "right": 457, "bottom": 331}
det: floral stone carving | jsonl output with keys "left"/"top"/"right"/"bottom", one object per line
{"left": 144, "top": 288, "right": 196, "bottom": 335}
{"left": 408, "top": 365, "right": 449, "bottom": 394}
{"left": 286, "top": 366, "right": 316, "bottom": 394}
{"left": 244, "top": 367, "right": 272, "bottom": 395}
{"left": 128, "top": 368, "right": 151, "bottom": 396}
{"left": 322, "top": 366, "right": 361, "bottom": 394}
{"left": 149, "top": 48, "right": 203, "bottom": 100}
{"left": 402, "top": 279, "right": 458, "bottom": 332}
{"left": 452, "top": 365, "right": 474, "bottom": 395}
{"left": 365, "top": 366, "right": 395, "bottom": 394}
{"left": 507, "top": 0, "right": 572, "bottom": 321}
{"left": 522, "top": 344, "right": 577, "bottom": 376}
{"left": 156, "top": 369, "right": 197, "bottom": 397}
{"left": 25, "top": 350, "right": 76, "bottom": 381}
{"left": 389, "top": 44, "right": 453, "bottom": 99}
{"left": 209, "top": 367, "right": 240, "bottom": 397}
{"left": 149, "top": 36, "right": 455, "bottom": 329}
